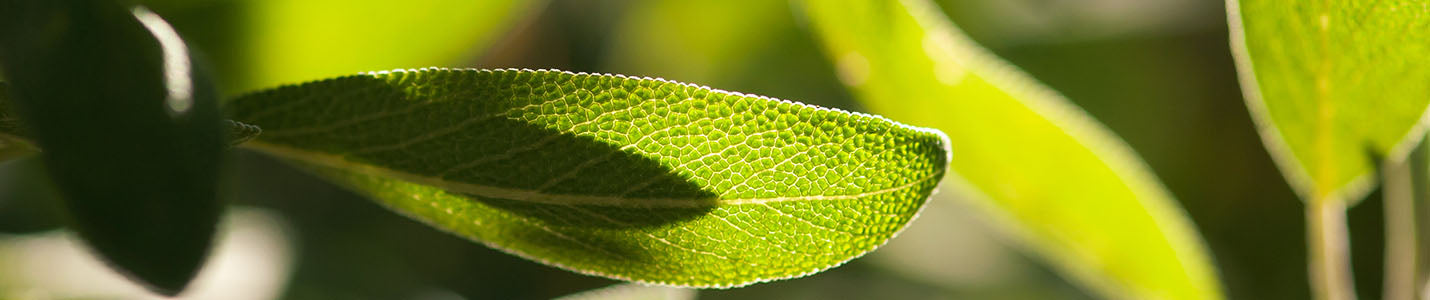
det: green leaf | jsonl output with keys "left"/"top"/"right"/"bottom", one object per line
{"left": 799, "top": 0, "right": 1223, "bottom": 299}
{"left": 0, "top": 3, "right": 225, "bottom": 295}
{"left": 556, "top": 283, "right": 696, "bottom": 300}
{"left": 604, "top": 0, "right": 857, "bottom": 112}
{"left": 224, "top": 68, "right": 950, "bottom": 287}
{"left": 606, "top": 0, "right": 787, "bottom": 85}
{"left": 237, "top": 0, "right": 538, "bottom": 93}
{"left": 1227, "top": 0, "right": 1430, "bottom": 204}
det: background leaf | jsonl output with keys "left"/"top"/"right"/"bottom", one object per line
{"left": 601, "top": 0, "right": 857, "bottom": 113}
{"left": 0, "top": 2, "right": 225, "bottom": 295}
{"left": 556, "top": 283, "right": 695, "bottom": 300}
{"left": 800, "top": 0, "right": 1223, "bottom": 299}
{"left": 237, "top": 0, "right": 538, "bottom": 93}
{"left": 225, "top": 68, "right": 950, "bottom": 287}
{"left": 1227, "top": 0, "right": 1430, "bottom": 204}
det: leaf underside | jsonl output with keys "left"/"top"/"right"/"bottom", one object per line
{"left": 801, "top": 0, "right": 1223, "bottom": 299}
{"left": 225, "top": 68, "right": 950, "bottom": 287}
{"left": 1229, "top": 0, "right": 1430, "bottom": 204}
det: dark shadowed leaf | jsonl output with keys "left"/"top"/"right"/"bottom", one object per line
{"left": 0, "top": 2, "right": 224, "bottom": 295}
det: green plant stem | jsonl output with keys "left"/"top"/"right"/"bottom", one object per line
{"left": 1384, "top": 137, "right": 1429, "bottom": 300}
{"left": 1308, "top": 199, "right": 1357, "bottom": 300}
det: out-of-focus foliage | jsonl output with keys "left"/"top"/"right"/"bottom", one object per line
{"left": 1381, "top": 134, "right": 1430, "bottom": 300}
{"left": 1229, "top": 1, "right": 1430, "bottom": 298}
{"left": 556, "top": 283, "right": 695, "bottom": 300}
{"left": 800, "top": 0, "right": 1222, "bottom": 299}
{"left": 143, "top": 0, "right": 540, "bottom": 94}
{"left": 0, "top": 207, "right": 293, "bottom": 300}
{"left": 1229, "top": 0, "right": 1430, "bottom": 205}
{"left": 0, "top": 2, "right": 225, "bottom": 294}
{"left": 603, "top": 0, "right": 856, "bottom": 111}
{"left": 239, "top": 0, "right": 536, "bottom": 92}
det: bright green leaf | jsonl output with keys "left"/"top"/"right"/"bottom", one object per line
{"left": 1227, "top": 0, "right": 1430, "bottom": 204}
{"left": 224, "top": 68, "right": 950, "bottom": 287}
{"left": 239, "top": 0, "right": 537, "bottom": 93}
{"left": 800, "top": 0, "right": 1222, "bottom": 299}
{"left": 0, "top": 3, "right": 225, "bottom": 295}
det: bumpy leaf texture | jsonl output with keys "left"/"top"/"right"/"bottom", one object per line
{"left": 225, "top": 68, "right": 950, "bottom": 287}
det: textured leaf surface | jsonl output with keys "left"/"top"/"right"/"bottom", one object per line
{"left": 0, "top": 3, "right": 224, "bottom": 295}
{"left": 1227, "top": 0, "right": 1430, "bottom": 204}
{"left": 225, "top": 68, "right": 950, "bottom": 287}
{"left": 801, "top": 0, "right": 1222, "bottom": 299}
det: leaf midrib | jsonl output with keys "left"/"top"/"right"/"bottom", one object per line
{"left": 243, "top": 140, "right": 942, "bottom": 207}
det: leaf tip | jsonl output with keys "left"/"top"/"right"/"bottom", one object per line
{"left": 225, "top": 120, "right": 261, "bottom": 147}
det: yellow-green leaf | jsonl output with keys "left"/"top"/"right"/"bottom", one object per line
{"left": 225, "top": 68, "right": 950, "bottom": 287}
{"left": 800, "top": 0, "right": 1223, "bottom": 299}
{"left": 1227, "top": 0, "right": 1430, "bottom": 204}
{"left": 239, "top": 0, "right": 537, "bottom": 92}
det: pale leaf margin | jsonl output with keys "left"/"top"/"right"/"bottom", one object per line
{"left": 1225, "top": 0, "right": 1430, "bottom": 205}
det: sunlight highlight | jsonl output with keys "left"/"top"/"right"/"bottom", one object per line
{"left": 132, "top": 6, "right": 194, "bottom": 115}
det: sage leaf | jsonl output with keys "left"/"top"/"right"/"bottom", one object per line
{"left": 0, "top": 3, "right": 224, "bottom": 295}
{"left": 225, "top": 68, "right": 951, "bottom": 287}
{"left": 800, "top": 0, "right": 1223, "bottom": 299}
{"left": 1227, "top": 0, "right": 1430, "bottom": 205}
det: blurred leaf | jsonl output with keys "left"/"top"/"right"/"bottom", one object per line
{"left": 603, "top": 0, "right": 858, "bottom": 111}
{"left": 800, "top": 0, "right": 1223, "bottom": 299}
{"left": 0, "top": 83, "right": 36, "bottom": 161}
{"left": 605, "top": 0, "right": 785, "bottom": 84}
{"left": 1416, "top": 139, "right": 1430, "bottom": 299}
{"left": 0, "top": 157, "right": 64, "bottom": 234}
{"left": 0, "top": 3, "right": 224, "bottom": 295}
{"left": 0, "top": 207, "right": 295, "bottom": 300}
{"left": 1382, "top": 134, "right": 1430, "bottom": 299}
{"left": 225, "top": 68, "right": 950, "bottom": 287}
{"left": 239, "top": 0, "right": 538, "bottom": 93}
{"left": 1227, "top": 0, "right": 1430, "bottom": 205}
{"left": 0, "top": 83, "right": 263, "bottom": 150}
{"left": 556, "top": 283, "right": 695, "bottom": 300}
